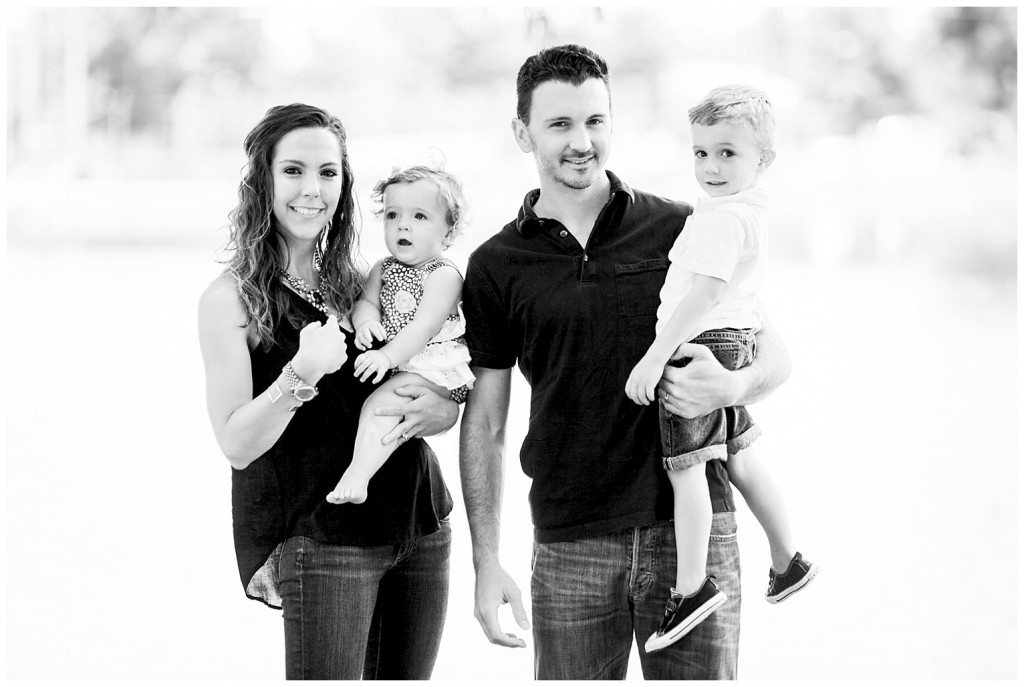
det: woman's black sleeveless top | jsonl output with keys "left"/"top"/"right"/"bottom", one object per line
{"left": 231, "top": 293, "right": 453, "bottom": 607}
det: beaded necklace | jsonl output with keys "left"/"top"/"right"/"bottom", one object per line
{"left": 280, "top": 244, "right": 329, "bottom": 315}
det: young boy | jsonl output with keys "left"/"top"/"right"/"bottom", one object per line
{"left": 625, "top": 85, "right": 817, "bottom": 653}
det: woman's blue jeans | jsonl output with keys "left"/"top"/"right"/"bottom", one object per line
{"left": 531, "top": 513, "right": 741, "bottom": 679}
{"left": 278, "top": 521, "right": 451, "bottom": 680}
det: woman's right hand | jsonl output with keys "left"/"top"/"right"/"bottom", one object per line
{"left": 291, "top": 315, "right": 349, "bottom": 382}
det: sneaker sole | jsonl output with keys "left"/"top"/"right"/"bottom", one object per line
{"left": 766, "top": 562, "right": 819, "bottom": 604}
{"left": 644, "top": 591, "right": 727, "bottom": 653}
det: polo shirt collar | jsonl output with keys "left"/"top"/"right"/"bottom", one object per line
{"left": 515, "top": 170, "right": 635, "bottom": 236}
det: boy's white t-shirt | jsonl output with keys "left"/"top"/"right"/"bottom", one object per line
{"left": 655, "top": 188, "right": 769, "bottom": 338}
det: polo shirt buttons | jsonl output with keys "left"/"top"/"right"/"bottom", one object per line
{"left": 559, "top": 230, "right": 568, "bottom": 238}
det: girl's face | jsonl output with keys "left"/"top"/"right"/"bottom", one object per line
{"left": 381, "top": 179, "right": 452, "bottom": 268}
{"left": 271, "top": 127, "right": 343, "bottom": 247}
{"left": 691, "top": 121, "right": 771, "bottom": 197}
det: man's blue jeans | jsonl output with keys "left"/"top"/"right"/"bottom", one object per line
{"left": 531, "top": 513, "right": 740, "bottom": 679}
{"left": 278, "top": 521, "right": 451, "bottom": 680}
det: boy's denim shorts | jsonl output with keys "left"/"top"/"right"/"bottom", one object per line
{"left": 660, "top": 327, "right": 762, "bottom": 471}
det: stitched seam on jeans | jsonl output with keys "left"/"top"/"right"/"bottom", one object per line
{"left": 297, "top": 538, "right": 306, "bottom": 679}
{"left": 628, "top": 528, "right": 641, "bottom": 597}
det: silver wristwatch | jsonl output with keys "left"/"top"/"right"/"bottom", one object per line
{"left": 283, "top": 362, "right": 318, "bottom": 403}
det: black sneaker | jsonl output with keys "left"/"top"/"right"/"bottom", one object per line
{"left": 766, "top": 552, "right": 819, "bottom": 603}
{"left": 644, "top": 577, "right": 727, "bottom": 653}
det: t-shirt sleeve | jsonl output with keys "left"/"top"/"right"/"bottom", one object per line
{"left": 461, "top": 250, "right": 517, "bottom": 370}
{"left": 677, "top": 209, "right": 747, "bottom": 282}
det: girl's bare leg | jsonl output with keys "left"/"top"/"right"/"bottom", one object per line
{"left": 327, "top": 372, "right": 448, "bottom": 504}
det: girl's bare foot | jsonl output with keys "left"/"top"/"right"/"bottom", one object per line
{"left": 326, "top": 474, "right": 369, "bottom": 504}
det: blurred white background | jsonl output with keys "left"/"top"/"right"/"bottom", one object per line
{"left": 5, "top": 4, "right": 1018, "bottom": 682}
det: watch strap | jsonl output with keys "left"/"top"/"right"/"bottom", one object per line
{"left": 282, "top": 362, "right": 318, "bottom": 403}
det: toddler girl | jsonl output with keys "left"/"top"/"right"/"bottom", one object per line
{"left": 327, "top": 164, "right": 474, "bottom": 504}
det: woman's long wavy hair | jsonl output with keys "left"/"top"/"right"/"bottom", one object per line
{"left": 225, "top": 104, "right": 363, "bottom": 349}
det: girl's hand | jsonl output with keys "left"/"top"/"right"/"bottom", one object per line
{"left": 625, "top": 353, "right": 663, "bottom": 406}
{"left": 353, "top": 350, "right": 391, "bottom": 384}
{"left": 292, "top": 315, "right": 348, "bottom": 381}
{"left": 355, "top": 321, "right": 387, "bottom": 351}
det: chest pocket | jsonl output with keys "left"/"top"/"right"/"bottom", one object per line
{"left": 613, "top": 258, "right": 668, "bottom": 319}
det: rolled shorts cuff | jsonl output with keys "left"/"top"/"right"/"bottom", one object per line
{"left": 726, "top": 423, "right": 761, "bottom": 455}
{"left": 663, "top": 443, "right": 727, "bottom": 471}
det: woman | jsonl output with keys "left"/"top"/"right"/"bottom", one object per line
{"left": 198, "top": 103, "right": 459, "bottom": 679}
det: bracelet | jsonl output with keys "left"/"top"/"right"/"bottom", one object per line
{"left": 267, "top": 380, "right": 284, "bottom": 404}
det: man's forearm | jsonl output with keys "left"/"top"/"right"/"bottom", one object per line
{"left": 737, "top": 319, "right": 791, "bottom": 406}
{"left": 459, "top": 421, "right": 506, "bottom": 568}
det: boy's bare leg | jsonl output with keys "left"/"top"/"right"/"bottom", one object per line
{"left": 667, "top": 464, "right": 713, "bottom": 595}
{"left": 726, "top": 447, "right": 796, "bottom": 572}
{"left": 327, "top": 372, "right": 448, "bottom": 504}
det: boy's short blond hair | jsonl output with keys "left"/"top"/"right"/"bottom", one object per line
{"left": 688, "top": 84, "right": 775, "bottom": 150}
{"left": 371, "top": 164, "right": 469, "bottom": 244}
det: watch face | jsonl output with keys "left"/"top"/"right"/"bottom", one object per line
{"left": 293, "top": 385, "right": 317, "bottom": 402}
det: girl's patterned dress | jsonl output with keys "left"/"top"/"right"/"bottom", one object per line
{"left": 379, "top": 255, "right": 475, "bottom": 403}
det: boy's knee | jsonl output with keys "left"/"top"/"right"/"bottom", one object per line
{"left": 726, "top": 454, "right": 750, "bottom": 485}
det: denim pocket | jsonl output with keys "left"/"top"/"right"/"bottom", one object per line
{"left": 692, "top": 329, "right": 756, "bottom": 371}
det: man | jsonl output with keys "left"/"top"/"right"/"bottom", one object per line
{"left": 459, "top": 44, "right": 790, "bottom": 679}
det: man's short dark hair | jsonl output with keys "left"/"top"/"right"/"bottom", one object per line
{"left": 516, "top": 44, "right": 610, "bottom": 125}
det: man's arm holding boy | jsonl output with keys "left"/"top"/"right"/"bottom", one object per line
{"left": 659, "top": 308, "right": 790, "bottom": 419}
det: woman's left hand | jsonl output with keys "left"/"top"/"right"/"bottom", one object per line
{"left": 374, "top": 384, "right": 459, "bottom": 445}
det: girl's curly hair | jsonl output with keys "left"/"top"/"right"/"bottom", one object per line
{"left": 370, "top": 163, "right": 468, "bottom": 246}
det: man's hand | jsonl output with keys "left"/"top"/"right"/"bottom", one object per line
{"left": 658, "top": 342, "right": 742, "bottom": 419}
{"left": 473, "top": 557, "right": 530, "bottom": 648}
{"left": 375, "top": 384, "right": 459, "bottom": 444}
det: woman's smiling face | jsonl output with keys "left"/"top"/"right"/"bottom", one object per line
{"left": 271, "top": 127, "right": 343, "bottom": 246}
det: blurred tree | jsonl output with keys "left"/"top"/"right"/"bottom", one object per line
{"left": 768, "top": 6, "right": 1015, "bottom": 141}
{"left": 89, "top": 7, "right": 263, "bottom": 140}
{"left": 939, "top": 7, "right": 1017, "bottom": 111}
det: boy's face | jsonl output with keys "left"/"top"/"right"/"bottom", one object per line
{"left": 691, "top": 121, "right": 773, "bottom": 197}
{"left": 512, "top": 78, "right": 612, "bottom": 191}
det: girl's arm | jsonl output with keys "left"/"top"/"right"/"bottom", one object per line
{"left": 625, "top": 273, "right": 727, "bottom": 405}
{"left": 379, "top": 265, "right": 464, "bottom": 367}
{"left": 198, "top": 274, "right": 348, "bottom": 469}
{"left": 352, "top": 260, "right": 384, "bottom": 332}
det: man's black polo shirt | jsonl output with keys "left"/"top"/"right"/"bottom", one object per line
{"left": 462, "top": 171, "right": 736, "bottom": 543}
